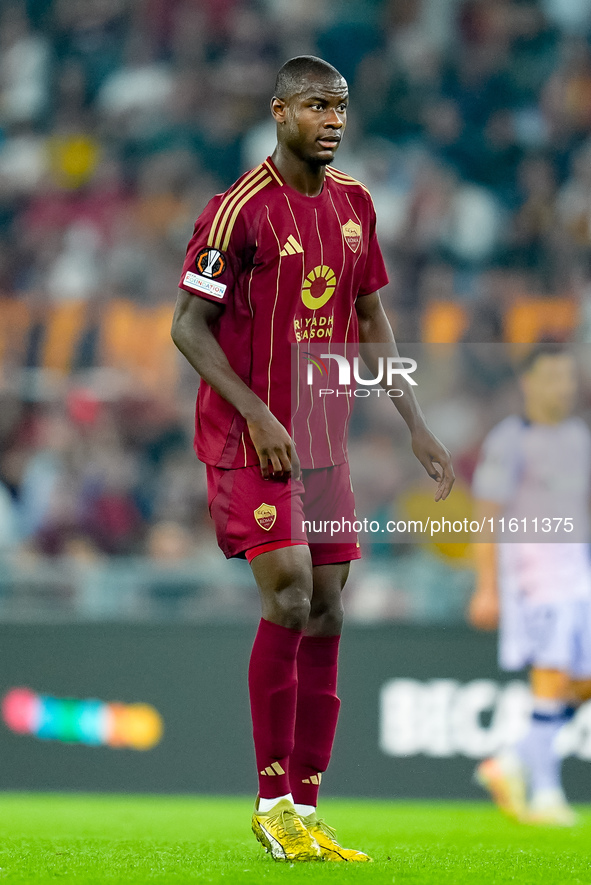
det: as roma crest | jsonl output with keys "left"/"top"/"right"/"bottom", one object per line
{"left": 254, "top": 503, "right": 277, "bottom": 531}
{"left": 342, "top": 219, "right": 361, "bottom": 253}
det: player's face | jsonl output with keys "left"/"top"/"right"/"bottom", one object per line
{"left": 273, "top": 77, "right": 348, "bottom": 166}
{"left": 521, "top": 354, "right": 578, "bottom": 423}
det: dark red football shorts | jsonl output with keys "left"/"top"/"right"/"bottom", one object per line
{"left": 205, "top": 462, "right": 361, "bottom": 566}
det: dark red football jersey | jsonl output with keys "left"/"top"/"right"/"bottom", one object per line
{"left": 178, "top": 157, "right": 389, "bottom": 469}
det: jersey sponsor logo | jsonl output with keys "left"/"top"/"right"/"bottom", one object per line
{"left": 195, "top": 247, "right": 227, "bottom": 278}
{"left": 183, "top": 270, "right": 226, "bottom": 298}
{"left": 301, "top": 265, "right": 337, "bottom": 310}
{"left": 342, "top": 219, "right": 361, "bottom": 252}
{"left": 254, "top": 503, "right": 277, "bottom": 531}
{"left": 280, "top": 234, "right": 304, "bottom": 256}
{"left": 293, "top": 315, "right": 334, "bottom": 342}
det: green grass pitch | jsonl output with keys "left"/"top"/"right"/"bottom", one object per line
{"left": 1, "top": 794, "right": 590, "bottom": 884}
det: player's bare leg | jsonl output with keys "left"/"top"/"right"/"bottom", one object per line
{"left": 530, "top": 667, "right": 570, "bottom": 700}
{"left": 248, "top": 545, "right": 322, "bottom": 860}
{"left": 476, "top": 666, "right": 578, "bottom": 824}
{"left": 507, "top": 668, "right": 576, "bottom": 825}
{"left": 251, "top": 544, "right": 313, "bottom": 631}
{"left": 567, "top": 678, "right": 591, "bottom": 704}
{"left": 305, "top": 562, "right": 347, "bottom": 637}
{"left": 528, "top": 676, "right": 591, "bottom": 823}
{"left": 518, "top": 668, "right": 577, "bottom": 825}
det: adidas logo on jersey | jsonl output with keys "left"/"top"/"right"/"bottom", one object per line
{"left": 280, "top": 234, "right": 304, "bottom": 256}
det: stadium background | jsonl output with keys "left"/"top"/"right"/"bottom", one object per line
{"left": 0, "top": 0, "right": 591, "bottom": 799}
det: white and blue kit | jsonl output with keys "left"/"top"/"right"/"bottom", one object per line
{"left": 472, "top": 415, "right": 591, "bottom": 676}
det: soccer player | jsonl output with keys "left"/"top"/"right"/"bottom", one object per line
{"left": 469, "top": 344, "right": 591, "bottom": 825}
{"left": 172, "top": 56, "right": 454, "bottom": 861}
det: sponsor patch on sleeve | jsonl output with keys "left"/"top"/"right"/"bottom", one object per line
{"left": 183, "top": 271, "right": 227, "bottom": 299}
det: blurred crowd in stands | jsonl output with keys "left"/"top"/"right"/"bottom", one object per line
{"left": 2, "top": 0, "right": 591, "bottom": 619}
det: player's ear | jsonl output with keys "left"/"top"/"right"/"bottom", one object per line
{"left": 271, "top": 96, "right": 287, "bottom": 123}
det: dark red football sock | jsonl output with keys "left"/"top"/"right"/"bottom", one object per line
{"left": 290, "top": 634, "right": 341, "bottom": 807}
{"left": 248, "top": 618, "right": 303, "bottom": 799}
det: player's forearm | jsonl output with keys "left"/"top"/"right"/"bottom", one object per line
{"left": 472, "top": 501, "right": 501, "bottom": 595}
{"left": 357, "top": 300, "right": 427, "bottom": 434}
{"left": 468, "top": 538, "right": 500, "bottom": 630}
{"left": 171, "top": 303, "right": 267, "bottom": 423}
{"left": 473, "top": 543, "right": 498, "bottom": 592}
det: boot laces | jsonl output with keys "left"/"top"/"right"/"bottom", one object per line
{"left": 314, "top": 818, "right": 339, "bottom": 844}
{"left": 269, "top": 807, "right": 303, "bottom": 840}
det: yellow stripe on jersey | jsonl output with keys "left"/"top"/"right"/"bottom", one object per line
{"left": 219, "top": 175, "right": 272, "bottom": 251}
{"left": 325, "top": 167, "right": 371, "bottom": 195}
{"left": 207, "top": 164, "right": 267, "bottom": 249}
{"left": 326, "top": 167, "right": 368, "bottom": 186}
{"left": 263, "top": 159, "right": 284, "bottom": 186}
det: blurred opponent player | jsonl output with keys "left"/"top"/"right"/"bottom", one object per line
{"left": 469, "top": 345, "right": 591, "bottom": 825}
{"left": 172, "top": 56, "right": 454, "bottom": 861}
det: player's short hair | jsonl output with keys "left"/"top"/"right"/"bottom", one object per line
{"left": 519, "top": 342, "right": 570, "bottom": 375}
{"left": 274, "top": 56, "right": 345, "bottom": 101}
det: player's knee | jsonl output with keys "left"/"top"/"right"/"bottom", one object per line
{"left": 256, "top": 556, "right": 313, "bottom": 629}
{"left": 275, "top": 588, "right": 311, "bottom": 631}
{"left": 311, "top": 607, "right": 343, "bottom": 636}
{"left": 309, "top": 594, "right": 344, "bottom": 635}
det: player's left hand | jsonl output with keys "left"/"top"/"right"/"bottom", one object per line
{"left": 410, "top": 426, "right": 454, "bottom": 502}
{"left": 468, "top": 587, "right": 499, "bottom": 630}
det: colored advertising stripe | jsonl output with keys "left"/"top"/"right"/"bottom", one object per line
{"left": 2, "top": 688, "right": 163, "bottom": 750}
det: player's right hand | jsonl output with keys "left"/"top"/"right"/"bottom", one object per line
{"left": 247, "top": 411, "right": 301, "bottom": 481}
{"left": 468, "top": 588, "right": 499, "bottom": 631}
